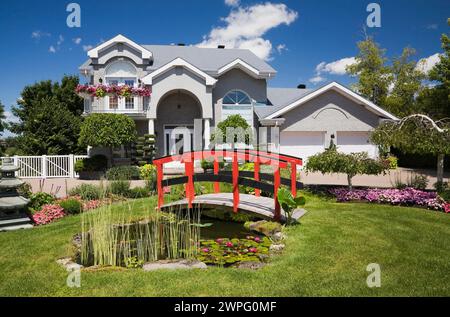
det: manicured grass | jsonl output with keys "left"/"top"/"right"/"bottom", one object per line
{"left": 0, "top": 193, "right": 449, "bottom": 296}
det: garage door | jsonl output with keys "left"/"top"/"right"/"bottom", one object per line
{"left": 280, "top": 131, "right": 325, "bottom": 162}
{"left": 336, "top": 131, "right": 378, "bottom": 158}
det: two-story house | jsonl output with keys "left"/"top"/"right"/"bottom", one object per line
{"left": 79, "top": 35, "right": 398, "bottom": 164}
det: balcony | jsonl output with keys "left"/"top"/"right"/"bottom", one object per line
{"left": 83, "top": 96, "right": 149, "bottom": 117}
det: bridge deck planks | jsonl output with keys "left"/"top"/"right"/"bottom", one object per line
{"left": 160, "top": 193, "right": 307, "bottom": 222}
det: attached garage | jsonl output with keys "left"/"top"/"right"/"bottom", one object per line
{"left": 280, "top": 131, "right": 326, "bottom": 162}
{"left": 336, "top": 131, "right": 378, "bottom": 158}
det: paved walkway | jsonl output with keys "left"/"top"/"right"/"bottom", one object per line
{"left": 24, "top": 167, "right": 448, "bottom": 198}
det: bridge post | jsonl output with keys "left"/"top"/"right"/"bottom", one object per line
{"left": 274, "top": 165, "right": 281, "bottom": 221}
{"left": 213, "top": 155, "right": 220, "bottom": 193}
{"left": 232, "top": 150, "right": 239, "bottom": 213}
{"left": 185, "top": 154, "right": 195, "bottom": 208}
{"left": 291, "top": 162, "right": 297, "bottom": 197}
{"left": 156, "top": 162, "right": 164, "bottom": 210}
{"left": 254, "top": 156, "right": 260, "bottom": 197}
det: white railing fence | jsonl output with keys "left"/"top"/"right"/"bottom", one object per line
{"left": 1, "top": 155, "right": 89, "bottom": 179}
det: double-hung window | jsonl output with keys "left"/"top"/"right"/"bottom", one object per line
{"left": 221, "top": 90, "right": 254, "bottom": 126}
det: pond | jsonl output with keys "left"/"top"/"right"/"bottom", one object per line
{"left": 200, "top": 217, "right": 260, "bottom": 240}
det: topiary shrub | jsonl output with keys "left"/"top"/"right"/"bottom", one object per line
{"left": 59, "top": 198, "right": 83, "bottom": 215}
{"left": 201, "top": 159, "right": 225, "bottom": 171}
{"left": 75, "top": 155, "right": 108, "bottom": 173}
{"left": 106, "top": 165, "right": 140, "bottom": 180}
{"left": 29, "top": 192, "right": 56, "bottom": 212}
{"left": 69, "top": 184, "right": 102, "bottom": 200}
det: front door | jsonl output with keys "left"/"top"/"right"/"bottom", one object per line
{"left": 164, "top": 125, "right": 194, "bottom": 156}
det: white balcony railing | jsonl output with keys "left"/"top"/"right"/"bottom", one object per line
{"left": 83, "top": 96, "right": 149, "bottom": 115}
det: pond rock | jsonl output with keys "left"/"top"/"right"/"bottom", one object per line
{"left": 143, "top": 259, "right": 207, "bottom": 271}
{"left": 271, "top": 232, "right": 287, "bottom": 242}
{"left": 245, "top": 220, "right": 282, "bottom": 237}
{"left": 234, "top": 261, "right": 266, "bottom": 270}
{"left": 269, "top": 244, "right": 285, "bottom": 252}
{"left": 56, "top": 257, "right": 83, "bottom": 271}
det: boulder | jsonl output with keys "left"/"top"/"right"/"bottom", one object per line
{"left": 269, "top": 244, "right": 285, "bottom": 252}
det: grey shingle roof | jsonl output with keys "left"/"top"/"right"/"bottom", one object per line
{"left": 80, "top": 44, "right": 277, "bottom": 75}
{"left": 254, "top": 87, "right": 314, "bottom": 119}
{"left": 142, "top": 45, "right": 276, "bottom": 75}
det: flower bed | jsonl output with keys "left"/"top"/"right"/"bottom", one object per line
{"left": 32, "top": 204, "right": 65, "bottom": 226}
{"left": 330, "top": 187, "right": 447, "bottom": 211}
{"left": 76, "top": 84, "right": 151, "bottom": 98}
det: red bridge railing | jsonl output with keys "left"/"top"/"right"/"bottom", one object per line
{"left": 153, "top": 149, "right": 303, "bottom": 221}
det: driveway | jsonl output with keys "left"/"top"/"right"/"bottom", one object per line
{"left": 24, "top": 167, "right": 448, "bottom": 198}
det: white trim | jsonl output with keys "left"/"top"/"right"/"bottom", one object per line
{"left": 142, "top": 57, "right": 217, "bottom": 86}
{"left": 266, "top": 82, "right": 399, "bottom": 121}
{"left": 87, "top": 34, "right": 152, "bottom": 60}
{"left": 217, "top": 59, "right": 269, "bottom": 79}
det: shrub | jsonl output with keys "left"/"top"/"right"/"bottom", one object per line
{"left": 108, "top": 180, "right": 131, "bottom": 197}
{"left": 29, "top": 192, "right": 56, "bottom": 212}
{"left": 434, "top": 181, "right": 449, "bottom": 193}
{"left": 306, "top": 149, "right": 388, "bottom": 190}
{"left": 106, "top": 165, "right": 140, "bottom": 180}
{"left": 58, "top": 198, "right": 83, "bottom": 215}
{"left": 439, "top": 189, "right": 450, "bottom": 203}
{"left": 32, "top": 204, "right": 65, "bottom": 225}
{"left": 69, "top": 184, "right": 102, "bottom": 200}
{"left": 128, "top": 187, "right": 150, "bottom": 199}
{"left": 201, "top": 159, "right": 225, "bottom": 171}
{"left": 406, "top": 173, "right": 428, "bottom": 190}
{"left": 387, "top": 156, "right": 398, "bottom": 169}
{"left": 139, "top": 164, "right": 156, "bottom": 179}
{"left": 75, "top": 155, "right": 108, "bottom": 173}
{"left": 17, "top": 182, "right": 32, "bottom": 198}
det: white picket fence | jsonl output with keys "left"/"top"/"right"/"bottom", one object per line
{"left": 0, "top": 155, "right": 89, "bottom": 179}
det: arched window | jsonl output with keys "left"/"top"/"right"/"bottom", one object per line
{"left": 223, "top": 90, "right": 252, "bottom": 105}
{"left": 104, "top": 60, "right": 138, "bottom": 111}
{"left": 221, "top": 90, "right": 253, "bottom": 126}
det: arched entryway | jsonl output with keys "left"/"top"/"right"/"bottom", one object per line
{"left": 155, "top": 90, "right": 203, "bottom": 158}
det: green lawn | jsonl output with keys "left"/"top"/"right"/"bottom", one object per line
{"left": 0, "top": 193, "right": 449, "bottom": 297}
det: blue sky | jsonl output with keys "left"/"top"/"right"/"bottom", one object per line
{"left": 0, "top": 0, "right": 448, "bottom": 132}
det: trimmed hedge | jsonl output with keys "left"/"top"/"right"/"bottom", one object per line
{"left": 106, "top": 165, "right": 140, "bottom": 180}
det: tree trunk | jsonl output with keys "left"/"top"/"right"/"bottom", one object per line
{"left": 347, "top": 174, "right": 353, "bottom": 191}
{"left": 437, "top": 154, "right": 445, "bottom": 185}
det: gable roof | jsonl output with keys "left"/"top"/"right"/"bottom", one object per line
{"left": 263, "top": 82, "right": 399, "bottom": 121}
{"left": 87, "top": 34, "right": 152, "bottom": 60}
{"left": 142, "top": 57, "right": 217, "bottom": 86}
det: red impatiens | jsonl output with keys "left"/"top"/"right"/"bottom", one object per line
{"left": 75, "top": 84, "right": 151, "bottom": 98}
{"left": 445, "top": 203, "right": 450, "bottom": 214}
{"left": 32, "top": 204, "right": 65, "bottom": 226}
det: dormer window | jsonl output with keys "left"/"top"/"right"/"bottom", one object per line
{"left": 222, "top": 90, "right": 254, "bottom": 126}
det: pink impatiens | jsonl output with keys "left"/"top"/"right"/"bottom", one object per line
{"left": 330, "top": 187, "right": 446, "bottom": 212}
{"left": 75, "top": 84, "right": 151, "bottom": 98}
{"left": 32, "top": 204, "right": 65, "bottom": 226}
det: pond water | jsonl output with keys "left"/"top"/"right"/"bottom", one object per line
{"left": 200, "top": 217, "right": 259, "bottom": 240}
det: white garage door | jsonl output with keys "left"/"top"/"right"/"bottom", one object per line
{"left": 336, "top": 131, "right": 378, "bottom": 158}
{"left": 280, "top": 131, "right": 326, "bottom": 162}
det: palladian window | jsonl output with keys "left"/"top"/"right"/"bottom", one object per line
{"left": 104, "top": 60, "right": 138, "bottom": 111}
{"left": 221, "top": 90, "right": 253, "bottom": 126}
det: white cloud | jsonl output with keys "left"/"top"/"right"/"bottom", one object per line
{"left": 309, "top": 75, "right": 326, "bottom": 84}
{"left": 276, "top": 44, "right": 287, "bottom": 54}
{"left": 31, "top": 30, "right": 51, "bottom": 40}
{"left": 83, "top": 45, "right": 94, "bottom": 52}
{"left": 197, "top": 2, "right": 298, "bottom": 61}
{"left": 225, "top": 0, "right": 240, "bottom": 7}
{"left": 48, "top": 46, "right": 56, "bottom": 53}
{"left": 426, "top": 24, "right": 438, "bottom": 30}
{"left": 57, "top": 35, "right": 64, "bottom": 46}
{"left": 315, "top": 57, "right": 356, "bottom": 75}
{"left": 73, "top": 37, "right": 82, "bottom": 45}
{"left": 416, "top": 53, "right": 441, "bottom": 74}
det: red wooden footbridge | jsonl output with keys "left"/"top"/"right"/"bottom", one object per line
{"left": 153, "top": 149, "right": 305, "bottom": 222}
